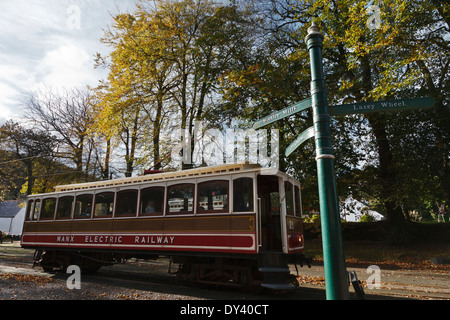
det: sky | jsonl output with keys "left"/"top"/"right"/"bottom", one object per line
{"left": 0, "top": 0, "right": 138, "bottom": 123}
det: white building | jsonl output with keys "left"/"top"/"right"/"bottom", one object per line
{"left": 0, "top": 200, "right": 26, "bottom": 236}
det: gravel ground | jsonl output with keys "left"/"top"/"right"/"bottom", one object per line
{"left": 1, "top": 242, "right": 449, "bottom": 301}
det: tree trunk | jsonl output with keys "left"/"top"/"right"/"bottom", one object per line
{"left": 357, "top": 52, "right": 410, "bottom": 243}
{"left": 103, "top": 138, "right": 111, "bottom": 180}
{"left": 366, "top": 114, "right": 410, "bottom": 244}
{"left": 25, "top": 160, "right": 34, "bottom": 196}
{"left": 153, "top": 94, "right": 163, "bottom": 170}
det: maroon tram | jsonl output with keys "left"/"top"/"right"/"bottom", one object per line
{"left": 21, "top": 163, "right": 308, "bottom": 289}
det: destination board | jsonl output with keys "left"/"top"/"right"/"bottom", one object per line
{"left": 253, "top": 97, "right": 312, "bottom": 129}
{"left": 329, "top": 97, "right": 435, "bottom": 116}
{"left": 285, "top": 126, "right": 315, "bottom": 157}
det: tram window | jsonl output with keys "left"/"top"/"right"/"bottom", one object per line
{"left": 25, "top": 200, "right": 34, "bottom": 221}
{"left": 167, "top": 184, "right": 194, "bottom": 214}
{"left": 284, "top": 181, "right": 294, "bottom": 216}
{"left": 56, "top": 196, "right": 74, "bottom": 219}
{"left": 116, "top": 190, "right": 138, "bottom": 217}
{"left": 233, "top": 178, "right": 253, "bottom": 212}
{"left": 74, "top": 194, "right": 93, "bottom": 218}
{"left": 33, "top": 199, "right": 41, "bottom": 220}
{"left": 270, "top": 192, "right": 280, "bottom": 215}
{"left": 140, "top": 187, "right": 164, "bottom": 216}
{"left": 198, "top": 180, "right": 228, "bottom": 213}
{"left": 294, "top": 186, "right": 301, "bottom": 217}
{"left": 40, "top": 198, "right": 56, "bottom": 220}
{"left": 94, "top": 192, "right": 114, "bottom": 217}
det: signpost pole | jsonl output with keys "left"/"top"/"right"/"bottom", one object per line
{"left": 306, "top": 22, "right": 349, "bottom": 300}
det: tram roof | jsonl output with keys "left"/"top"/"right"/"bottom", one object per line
{"left": 53, "top": 163, "right": 281, "bottom": 193}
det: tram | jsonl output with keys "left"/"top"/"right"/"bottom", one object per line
{"left": 21, "top": 163, "right": 308, "bottom": 289}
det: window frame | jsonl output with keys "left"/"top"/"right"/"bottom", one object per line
{"left": 284, "top": 181, "right": 295, "bottom": 216}
{"left": 73, "top": 193, "right": 94, "bottom": 220}
{"left": 25, "top": 199, "right": 34, "bottom": 221}
{"left": 93, "top": 191, "right": 115, "bottom": 219}
{"left": 197, "top": 179, "right": 229, "bottom": 214}
{"left": 114, "top": 189, "right": 139, "bottom": 218}
{"left": 294, "top": 184, "right": 302, "bottom": 217}
{"left": 166, "top": 182, "right": 195, "bottom": 216}
{"left": 232, "top": 176, "right": 255, "bottom": 213}
{"left": 33, "top": 199, "right": 41, "bottom": 221}
{"left": 55, "top": 195, "right": 74, "bottom": 220}
{"left": 40, "top": 197, "right": 57, "bottom": 221}
{"left": 139, "top": 186, "right": 165, "bottom": 217}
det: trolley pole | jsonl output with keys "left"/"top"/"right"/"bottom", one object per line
{"left": 305, "top": 22, "right": 349, "bottom": 300}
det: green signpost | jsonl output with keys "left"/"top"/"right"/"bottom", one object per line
{"left": 305, "top": 22, "right": 349, "bottom": 300}
{"left": 285, "top": 126, "right": 314, "bottom": 157}
{"left": 253, "top": 97, "right": 312, "bottom": 129}
{"left": 253, "top": 22, "right": 436, "bottom": 300}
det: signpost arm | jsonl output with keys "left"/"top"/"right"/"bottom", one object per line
{"left": 305, "top": 22, "right": 349, "bottom": 300}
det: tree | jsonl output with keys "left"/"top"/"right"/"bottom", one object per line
{"left": 25, "top": 87, "right": 101, "bottom": 182}
{"left": 0, "top": 149, "right": 26, "bottom": 200}
{"left": 218, "top": 0, "right": 448, "bottom": 242}
{"left": 96, "top": 0, "right": 257, "bottom": 171}
{"left": 217, "top": 0, "right": 362, "bottom": 209}
{"left": 0, "top": 121, "right": 55, "bottom": 195}
{"left": 316, "top": 0, "right": 450, "bottom": 233}
{"left": 95, "top": 7, "right": 176, "bottom": 173}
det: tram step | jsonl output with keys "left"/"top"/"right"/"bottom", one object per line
{"left": 258, "top": 267, "right": 290, "bottom": 273}
{"left": 261, "top": 283, "right": 295, "bottom": 290}
{"left": 259, "top": 267, "right": 294, "bottom": 289}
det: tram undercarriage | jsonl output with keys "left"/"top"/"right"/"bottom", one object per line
{"left": 173, "top": 256, "right": 261, "bottom": 287}
{"left": 35, "top": 249, "right": 121, "bottom": 273}
{"left": 33, "top": 249, "right": 307, "bottom": 289}
{"left": 173, "top": 253, "right": 308, "bottom": 289}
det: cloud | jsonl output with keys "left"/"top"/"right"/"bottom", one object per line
{"left": 37, "top": 42, "right": 98, "bottom": 89}
{"left": 0, "top": 62, "right": 37, "bottom": 123}
{"left": 0, "top": 83, "right": 17, "bottom": 120}
{"left": 0, "top": 0, "right": 136, "bottom": 124}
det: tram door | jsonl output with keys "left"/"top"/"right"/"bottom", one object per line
{"left": 257, "top": 175, "right": 282, "bottom": 251}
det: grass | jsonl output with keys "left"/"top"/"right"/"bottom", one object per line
{"left": 305, "top": 239, "right": 450, "bottom": 270}
{"left": 303, "top": 221, "right": 450, "bottom": 270}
